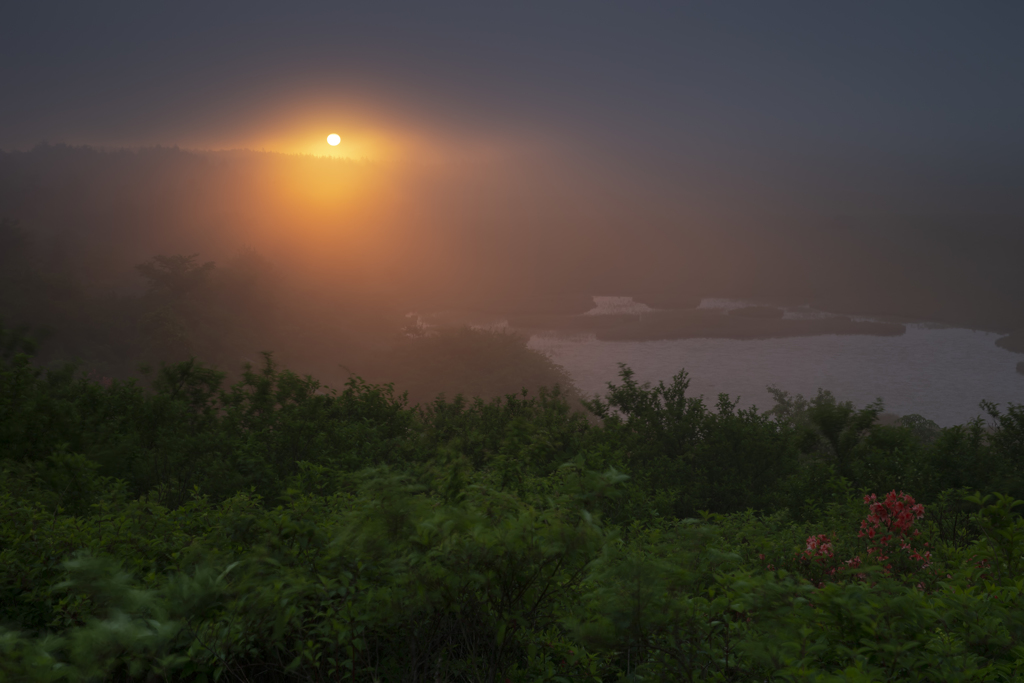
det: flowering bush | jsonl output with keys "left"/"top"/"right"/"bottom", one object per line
{"left": 804, "top": 533, "right": 833, "bottom": 559}
{"left": 793, "top": 532, "right": 845, "bottom": 586}
{"left": 794, "top": 491, "right": 932, "bottom": 586}
{"left": 858, "top": 490, "right": 931, "bottom": 576}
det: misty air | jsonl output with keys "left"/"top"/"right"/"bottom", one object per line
{"left": 1, "top": 4, "right": 1023, "bottom": 681}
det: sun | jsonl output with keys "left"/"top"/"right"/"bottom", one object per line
{"left": 326, "top": 133, "right": 341, "bottom": 146}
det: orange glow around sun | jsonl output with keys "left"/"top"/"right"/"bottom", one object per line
{"left": 248, "top": 122, "right": 404, "bottom": 161}
{"left": 229, "top": 120, "right": 395, "bottom": 161}
{"left": 204, "top": 100, "right": 522, "bottom": 165}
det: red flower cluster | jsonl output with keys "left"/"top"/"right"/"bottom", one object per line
{"left": 804, "top": 533, "right": 834, "bottom": 559}
{"left": 800, "top": 533, "right": 843, "bottom": 586}
{"left": 857, "top": 491, "right": 931, "bottom": 573}
{"left": 793, "top": 491, "right": 933, "bottom": 587}
{"left": 860, "top": 491, "right": 924, "bottom": 542}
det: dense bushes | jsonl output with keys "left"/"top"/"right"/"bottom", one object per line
{"left": 3, "top": 332, "right": 1024, "bottom": 680}
{"left": 6, "top": 477, "right": 1024, "bottom": 681}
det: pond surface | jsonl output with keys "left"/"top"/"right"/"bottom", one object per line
{"left": 528, "top": 303, "right": 1024, "bottom": 426}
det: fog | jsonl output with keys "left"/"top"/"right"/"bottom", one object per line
{"left": 3, "top": 143, "right": 1023, "bottom": 326}
{"left": 7, "top": 11, "right": 1024, "bottom": 675}
{"left": 3, "top": 4, "right": 1024, "bottom": 404}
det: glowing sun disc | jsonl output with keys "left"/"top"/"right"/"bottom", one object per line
{"left": 326, "top": 134, "right": 341, "bottom": 146}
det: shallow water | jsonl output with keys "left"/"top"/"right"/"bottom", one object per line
{"left": 528, "top": 323, "right": 1024, "bottom": 426}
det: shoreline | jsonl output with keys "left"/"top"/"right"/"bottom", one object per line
{"left": 507, "top": 308, "right": 906, "bottom": 342}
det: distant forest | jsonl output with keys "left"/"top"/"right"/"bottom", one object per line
{"left": 0, "top": 219, "right": 574, "bottom": 406}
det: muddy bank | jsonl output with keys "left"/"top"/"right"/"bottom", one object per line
{"left": 509, "top": 308, "right": 905, "bottom": 341}
{"left": 997, "top": 332, "right": 1024, "bottom": 355}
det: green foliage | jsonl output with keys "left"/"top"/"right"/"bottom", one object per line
{"left": 3, "top": 325, "right": 1024, "bottom": 680}
{"left": 587, "top": 366, "right": 799, "bottom": 518}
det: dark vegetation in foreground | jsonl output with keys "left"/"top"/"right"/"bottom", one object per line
{"left": 4, "top": 321, "right": 1024, "bottom": 681}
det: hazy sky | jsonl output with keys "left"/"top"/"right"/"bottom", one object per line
{"left": 3, "top": 2, "right": 1024, "bottom": 325}
{"left": 4, "top": 2, "right": 1024, "bottom": 175}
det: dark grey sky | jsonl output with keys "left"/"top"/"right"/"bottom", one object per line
{"left": 4, "top": 1, "right": 1024, "bottom": 173}
{"left": 3, "top": 2, "right": 1024, "bottom": 328}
